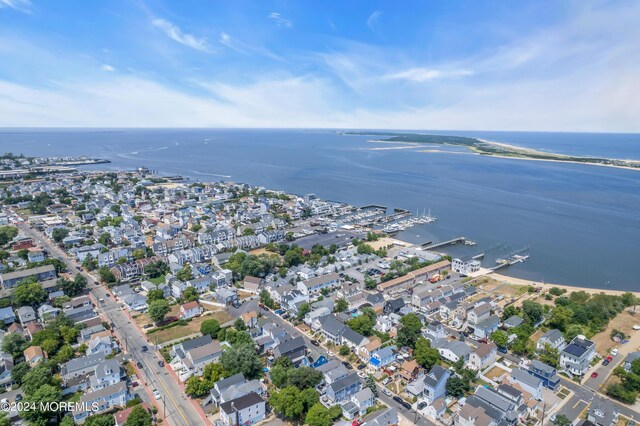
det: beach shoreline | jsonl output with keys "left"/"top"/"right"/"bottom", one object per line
{"left": 491, "top": 272, "right": 640, "bottom": 297}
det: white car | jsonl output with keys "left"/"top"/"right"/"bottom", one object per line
{"left": 382, "top": 388, "right": 392, "bottom": 397}
{"left": 633, "top": 325, "right": 640, "bottom": 330}
{"left": 153, "top": 389, "right": 161, "bottom": 400}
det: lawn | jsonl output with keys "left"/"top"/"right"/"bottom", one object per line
{"left": 148, "top": 275, "right": 166, "bottom": 285}
{"left": 591, "top": 307, "right": 640, "bottom": 354}
{"left": 148, "top": 309, "right": 233, "bottom": 344}
{"left": 484, "top": 365, "right": 509, "bottom": 382}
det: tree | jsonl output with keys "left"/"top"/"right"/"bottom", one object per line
{"left": 490, "top": 330, "right": 509, "bottom": 348}
{"left": 396, "top": 313, "right": 423, "bottom": 349}
{"left": 565, "top": 324, "right": 585, "bottom": 342}
{"left": 0, "top": 226, "right": 18, "bottom": 246}
{"left": 19, "top": 384, "right": 62, "bottom": 424}
{"left": 306, "top": 403, "right": 341, "bottom": 426}
{"left": 0, "top": 412, "right": 10, "bottom": 426}
{"left": 547, "top": 306, "right": 573, "bottom": 331}
{"left": 185, "top": 375, "right": 213, "bottom": 397}
{"left": 148, "top": 299, "right": 171, "bottom": 323}
{"left": 176, "top": 265, "right": 194, "bottom": 282}
{"left": 143, "top": 260, "right": 167, "bottom": 278}
{"left": 124, "top": 405, "right": 153, "bottom": 426}
{"left": 297, "top": 302, "right": 311, "bottom": 320}
{"left": 365, "top": 374, "right": 378, "bottom": 397}
{"left": 200, "top": 319, "right": 221, "bottom": 337}
{"left": 21, "top": 364, "right": 58, "bottom": 395}
{"left": 270, "top": 386, "right": 319, "bottom": 422}
{"left": 445, "top": 376, "right": 470, "bottom": 397}
{"left": 234, "top": 317, "right": 247, "bottom": 331}
{"left": 334, "top": 298, "right": 348, "bottom": 313}
{"left": 2, "top": 332, "right": 27, "bottom": 359}
{"left": 220, "top": 343, "right": 262, "bottom": 379}
{"left": 17, "top": 248, "right": 29, "bottom": 260}
{"left": 182, "top": 286, "right": 199, "bottom": 302}
{"left": 147, "top": 288, "right": 165, "bottom": 301}
{"left": 339, "top": 345, "right": 350, "bottom": 356}
{"left": 553, "top": 414, "right": 571, "bottom": 426}
{"left": 59, "top": 274, "right": 87, "bottom": 297}
{"left": 98, "top": 266, "right": 116, "bottom": 284}
{"left": 414, "top": 337, "right": 440, "bottom": 369}
{"left": 10, "top": 362, "right": 30, "bottom": 385}
{"left": 52, "top": 227, "right": 69, "bottom": 243}
{"left": 82, "top": 253, "right": 98, "bottom": 270}
{"left": 84, "top": 413, "right": 116, "bottom": 426}
{"left": 14, "top": 281, "right": 47, "bottom": 307}
{"left": 539, "top": 344, "right": 560, "bottom": 368}
{"left": 522, "top": 300, "right": 544, "bottom": 324}
{"left": 347, "top": 314, "right": 374, "bottom": 336}
{"left": 364, "top": 277, "right": 377, "bottom": 290}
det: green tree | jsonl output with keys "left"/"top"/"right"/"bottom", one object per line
{"left": 98, "top": 232, "right": 112, "bottom": 246}
{"left": 13, "top": 281, "right": 47, "bottom": 307}
{"left": 0, "top": 226, "right": 18, "bottom": 245}
{"left": 200, "top": 319, "right": 221, "bottom": 337}
{"left": 98, "top": 266, "right": 116, "bottom": 284}
{"left": 176, "top": 265, "right": 194, "bottom": 282}
{"left": 270, "top": 386, "right": 319, "bottom": 422}
{"left": 21, "top": 364, "right": 59, "bottom": 395}
{"left": 19, "top": 384, "right": 62, "bottom": 424}
{"left": 82, "top": 253, "right": 98, "bottom": 270}
{"left": 306, "top": 403, "right": 341, "bottom": 426}
{"left": 396, "top": 313, "right": 423, "bottom": 349}
{"left": 0, "top": 411, "right": 10, "bottom": 426}
{"left": 339, "top": 345, "right": 350, "bottom": 356}
{"left": 445, "top": 376, "right": 470, "bottom": 397}
{"left": 565, "top": 324, "right": 585, "bottom": 341}
{"left": 52, "top": 227, "right": 69, "bottom": 243}
{"left": 182, "top": 286, "right": 199, "bottom": 302}
{"left": 490, "top": 330, "right": 509, "bottom": 348}
{"left": 234, "top": 317, "right": 247, "bottom": 331}
{"left": 147, "top": 288, "right": 165, "bottom": 301}
{"left": 59, "top": 273, "right": 87, "bottom": 297}
{"left": 334, "top": 298, "right": 348, "bottom": 313}
{"left": 522, "top": 300, "right": 544, "bottom": 324}
{"left": 148, "top": 299, "right": 171, "bottom": 323}
{"left": 220, "top": 343, "right": 262, "bottom": 379}
{"left": 297, "top": 302, "right": 311, "bottom": 320}
{"left": 538, "top": 343, "right": 560, "bottom": 368}
{"left": 553, "top": 414, "right": 571, "bottom": 426}
{"left": 124, "top": 405, "right": 152, "bottom": 426}
{"left": 2, "top": 332, "right": 27, "bottom": 359}
{"left": 414, "top": 337, "right": 440, "bottom": 369}
{"left": 10, "top": 361, "right": 30, "bottom": 385}
{"left": 347, "top": 314, "right": 374, "bottom": 336}
{"left": 547, "top": 306, "right": 573, "bottom": 331}
{"left": 365, "top": 374, "right": 378, "bottom": 397}
{"left": 84, "top": 413, "right": 116, "bottom": 426}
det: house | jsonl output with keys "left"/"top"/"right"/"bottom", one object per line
{"left": 215, "top": 288, "right": 238, "bottom": 305}
{"left": 141, "top": 280, "right": 171, "bottom": 298}
{"left": 179, "top": 341, "right": 223, "bottom": 379}
{"left": 509, "top": 367, "right": 543, "bottom": 400}
{"left": 72, "top": 381, "right": 129, "bottom": 424}
{"left": 537, "top": 329, "right": 566, "bottom": 351}
{"left": 208, "top": 373, "right": 246, "bottom": 406}
{"left": 587, "top": 396, "right": 619, "bottom": 426}
{"left": 27, "top": 250, "right": 45, "bottom": 263}
{"left": 398, "top": 359, "right": 421, "bottom": 382}
{"left": 623, "top": 352, "right": 640, "bottom": 372}
{"left": 376, "top": 260, "right": 450, "bottom": 294}
{"left": 242, "top": 276, "right": 263, "bottom": 294}
{"left": 424, "top": 397, "right": 447, "bottom": 421}
{"left": 24, "top": 345, "right": 47, "bottom": 367}
{"left": 219, "top": 392, "right": 266, "bottom": 426}
{"left": 189, "top": 276, "right": 211, "bottom": 294}
{"left": 383, "top": 298, "right": 405, "bottom": 315}
{"left": 560, "top": 336, "right": 596, "bottom": 377}
{"left": 37, "top": 304, "right": 61, "bottom": 322}
{"left": 114, "top": 404, "right": 151, "bottom": 426}
{"left": 273, "top": 336, "right": 307, "bottom": 366}
{"left": 527, "top": 360, "right": 560, "bottom": 390}
{"left": 171, "top": 335, "right": 213, "bottom": 361}
{"left": 423, "top": 365, "right": 451, "bottom": 402}
{"left": 341, "top": 327, "right": 369, "bottom": 351}
{"left": 91, "top": 359, "right": 123, "bottom": 391}
{"left": 0, "top": 354, "right": 14, "bottom": 389}
{"left": 16, "top": 306, "right": 37, "bottom": 324}
{"left": 302, "top": 349, "right": 329, "bottom": 369}
{"left": 297, "top": 273, "right": 340, "bottom": 295}
{"left": 61, "top": 353, "right": 106, "bottom": 382}
{"left": 327, "top": 372, "right": 362, "bottom": 403}
{"left": 122, "top": 294, "right": 148, "bottom": 312}
{"left": 341, "top": 387, "right": 375, "bottom": 420}
{"left": 503, "top": 315, "right": 524, "bottom": 329}
{"left": 0, "top": 307, "right": 15, "bottom": 325}
{"left": 0, "top": 264, "right": 56, "bottom": 288}
{"left": 362, "top": 408, "right": 398, "bottom": 426}
{"left": 180, "top": 301, "right": 204, "bottom": 319}
{"left": 370, "top": 345, "right": 396, "bottom": 369}
{"left": 468, "top": 342, "right": 497, "bottom": 371}
{"left": 452, "top": 256, "right": 481, "bottom": 276}
{"left": 87, "top": 335, "right": 118, "bottom": 356}
{"left": 467, "top": 302, "right": 492, "bottom": 326}
{"left": 318, "top": 315, "right": 346, "bottom": 344}
{"left": 473, "top": 315, "right": 501, "bottom": 339}
{"left": 439, "top": 341, "right": 472, "bottom": 363}
{"left": 456, "top": 386, "right": 521, "bottom": 426}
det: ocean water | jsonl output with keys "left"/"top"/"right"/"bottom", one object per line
{"left": 2, "top": 128, "right": 639, "bottom": 291}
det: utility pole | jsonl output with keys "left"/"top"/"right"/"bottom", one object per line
{"left": 541, "top": 401, "right": 546, "bottom": 425}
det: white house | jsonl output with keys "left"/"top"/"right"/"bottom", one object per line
{"left": 219, "top": 392, "right": 266, "bottom": 426}
{"left": 180, "top": 301, "right": 203, "bottom": 319}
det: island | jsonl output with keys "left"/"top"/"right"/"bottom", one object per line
{"left": 346, "top": 131, "right": 640, "bottom": 170}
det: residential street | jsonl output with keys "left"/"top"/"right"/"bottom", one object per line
{"left": 17, "top": 223, "right": 206, "bottom": 426}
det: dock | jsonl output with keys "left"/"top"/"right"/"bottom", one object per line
{"left": 421, "top": 236, "right": 475, "bottom": 250}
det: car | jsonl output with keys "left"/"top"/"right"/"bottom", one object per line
{"left": 14, "top": 394, "right": 22, "bottom": 402}
{"left": 591, "top": 372, "right": 599, "bottom": 378}
{"left": 137, "top": 362, "right": 144, "bottom": 369}
{"left": 143, "top": 324, "right": 153, "bottom": 329}
{"left": 357, "top": 364, "right": 366, "bottom": 370}
{"left": 76, "top": 266, "right": 82, "bottom": 271}
{"left": 158, "top": 361, "right": 165, "bottom": 367}
{"left": 607, "top": 355, "right": 613, "bottom": 362}
{"left": 634, "top": 325, "right": 640, "bottom": 330}
{"left": 357, "top": 372, "right": 366, "bottom": 378}
{"left": 382, "top": 377, "right": 392, "bottom": 385}
{"left": 141, "top": 346, "right": 148, "bottom": 352}
{"left": 382, "top": 388, "right": 392, "bottom": 397}
{"left": 327, "top": 351, "right": 334, "bottom": 357}
{"left": 153, "top": 389, "right": 161, "bottom": 400}
{"left": 310, "top": 340, "right": 320, "bottom": 346}
{"left": 550, "top": 414, "right": 557, "bottom": 422}
{"left": 99, "top": 298, "right": 104, "bottom": 303}
{"left": 392, "top": 396, "right": 403, "bottom": 404}
{"left": 402, "top": 401, "right": 412, "bottom": 410}
{"left": 602, "top": 360, "right": 610, "bottom": 366}
{"left": 611, "top": 348, "right": 619, "bottom": 357}
{"left": 417, "top": 402, "right": 427, "bottom": 410}
{"left": 105, "top": 293, "right": 111, "bottom": 297}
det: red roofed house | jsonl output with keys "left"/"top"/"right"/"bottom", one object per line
{"left": 180, "top": 301, "right": 203, "bottom": 319}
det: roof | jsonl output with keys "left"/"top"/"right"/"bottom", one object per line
{"left": 215, "top": 373, "right": 245, "bottom": 392}
{"left": 511, "top": 367, "right": 542, "bottom": 389}
{"left": 330, "top": 372, "right": 360, "bottom": 392}
{"left": 540, "top": 329, "right": 564, "bottom": 343}
{"left": 321, "top": 315, "right": 346, "bottom": 336}
{"left": 562, "top": 337, "right": 595, "bottom": 358}
{"left": 62, "top": 353, "right": 105, "bottom": 375}
{"left": 180, "top": 334, "right": 213, "bottom": 352}
{"left": 0, "top": 264, "right": 55, "bottom": 280}
{"left": 181, "top": 301, "right": 199, "bottom": 311}
{"left": 188, "top": 341, "right": 222, "bottom": 362}
{"left": 0, "top": 307, "right": 14, "bottom": 319}
{"left": 274, "top": 336, "right": 306, "bottom": 357}
{"left": 504, "top": 315, "right": 524, "bottom": 327}
{"left": 79, "top": 381, "right": 127, "bottom": 405}
{"left": 476, "top": 315, "right": 500, "bottom": 330}
{"left": 303, "top": 273, "right": 339, "bottom": 287}
{"left": 341, "top": 327, "right": 367, "bottom": 346}
{"left": 424, "top": 365, "right": 449, "bottom": 387}
{"left": 220, "top": 392, "right": 264, "bottom": 414}
{"left": 24, "top": 345, "right": 45, "bottom": 360}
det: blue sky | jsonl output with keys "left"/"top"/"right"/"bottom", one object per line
{"left": 0, "top": 0, "right": 638, "bottom": 131}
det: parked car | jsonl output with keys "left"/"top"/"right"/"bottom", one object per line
{"left": 591, "top": 372, "right": 599, "bottom": 378}
{"left": 402, "top": 401, "right": 412, "bottom": 410}
{"left": 14, "top": 394, "right": 22, "bottom": 402}
{"left": 382, "top": 377, "right": 391, "bottom": 385}
{"left": 158, "top": 361, "right": 165, "bottom": 367}
{"left": 392, "top": 396, "right": 403, "bottom": 404}
{"left": 153, "top": 389, "right": 161, "bottom": 400}
{"left": 382, "top": 388, "right": 392, "bottom": 397}
{"left": 310, "top": 340, "right": 320, "bottom": 346}
{"left": 137, "top": 362, "right": 144, "bottom": 369}
{"left": 357, "top": 364, "right": 366, "bottom": 370}
{"left": 417, "top": 401, "right": 427, "bottom": 410}
{"left": 141, "top": 346, "right": 148, "bottom": 352}
{"left": 602, "top": 359, "right": 610, "bottom": 366}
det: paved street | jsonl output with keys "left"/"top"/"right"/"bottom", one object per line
{"left": 17, "top": 223, "right": 205, "bottom": 426}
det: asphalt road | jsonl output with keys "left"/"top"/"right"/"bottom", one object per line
{"left": 17, "top": 223, "right": 203, "bottom": 426}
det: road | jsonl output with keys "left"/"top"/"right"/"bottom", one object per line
{"left": 256, "top": 301, "right": 438, "bottom": 426}
{"left": 16, "top": 223, "right": 205, "bottom": 426}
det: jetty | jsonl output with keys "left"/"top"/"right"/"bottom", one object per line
{"left": 421, "top": 236, "right": 475, "bottom": 250}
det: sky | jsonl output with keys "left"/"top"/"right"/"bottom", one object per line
{"left": 0, "top": 0, "right": 639, "bottom": 131}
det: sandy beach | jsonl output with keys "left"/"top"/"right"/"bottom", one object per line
{"left": 491, "top": 272, "right": 640, "bottom": 297}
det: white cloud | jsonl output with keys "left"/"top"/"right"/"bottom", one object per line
{"left": 0, "top": 0, "right": 31, "bottom": 13}
{"left": 100, "top": 64, "right": 115, "bottom": 72}
{"left": 219, "top": 32, "right": 282, "bottom": 60}
{"left": 385, "top": 68, "right": 474, "bottom": 82}
{"left": 151, "top": 18, "right": 212, "bottom": 53}
{"left": 267, "top": 12, "right": 292, "bottom": 28}
{"left": 366, "top": 11, "right": 382, "bottom": 33}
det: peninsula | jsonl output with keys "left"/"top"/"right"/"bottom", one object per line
{"left": 347, "top": 131, "right": 640, "bottom": 170}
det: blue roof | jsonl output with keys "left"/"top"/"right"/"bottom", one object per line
{"left": 369, "top": 357, "right": 380, "bottom": 366}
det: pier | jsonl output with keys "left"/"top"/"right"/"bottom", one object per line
{"left": 422, "top": 236, "right": 475, "bottom": 250}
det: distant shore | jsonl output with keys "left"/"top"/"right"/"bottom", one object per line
{"left": 491, "top": 272, "right": 640, "bottom": 297}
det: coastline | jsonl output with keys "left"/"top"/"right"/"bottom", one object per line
{"left": 491, "top": 272, "right": 640, "bottom": 297}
